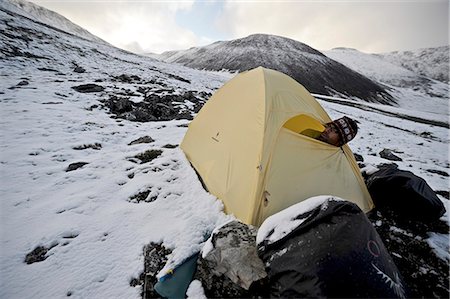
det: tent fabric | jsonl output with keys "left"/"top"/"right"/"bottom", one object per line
{"left": 181, "top": 67, "right": 373, "bottom": 226}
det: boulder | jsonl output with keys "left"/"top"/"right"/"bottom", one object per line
{"left": 71, "top": 84, "right": 104, "bottom": 93}
{"left": 198, "top": 221, "right": 268, "bottom": 293}
{"left": 379, "top": 148, "right": 402, "bottom": 161}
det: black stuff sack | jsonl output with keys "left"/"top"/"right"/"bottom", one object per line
{"left": 257, "top": 196, "right": 407, "bottom": 298}
{"left": 366, "top": 166, "right": 445, "bottom": 222}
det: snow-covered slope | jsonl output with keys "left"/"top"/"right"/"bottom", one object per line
{"left": 325, "top": 47, "right": 448, "bottom": 99}
{"left": 157, "top": 34, "right": 394, "bottom": 105}
{"left": 378, "top": 46, "right": 449, "bottom": 84}
{"left": 324, "top": 47, "right": 449, "bottom": 117}
{"left": 2, "top": 0, "right": 106, "bottom": 44}
{"left": 0, "top": 1, "right": 448, "bottom": 298}
{"left": 1, "top": 2, "right": 234, "bottom": 298}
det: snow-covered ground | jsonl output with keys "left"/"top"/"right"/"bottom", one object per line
{"left": 1, "top": 0, "right": 449, "bottom": 298}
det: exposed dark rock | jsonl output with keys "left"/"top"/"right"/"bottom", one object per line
{"left": 354, "top": 153, "right": 364, "bottom": 162}
{"left": 368, "top": 209, "right": 449, "bottom": 298}
{"left": 104, "top": 92, "right": 201, "bottom": 122}
{"left": 114, "top": 74, "right": 141, "bottom": 83}
{"left": 73, "top": 66, "right": 86, "bottom": 73}
{"left": 105, "top": 96, "right": 133, "bottom": 114}
{"left": 38, "top": 67, "right": 58, "bottom": 72}
{"left": 379, "top": 148, "right": 403, "bottom": 161}
{"left": 24, "top": 244, "right": 57, "bottom": 264}
{"left": 86, "top": 104, "right": 98, "bottom": 111}
{"left": 127, "top": 173, "right": 135, "bottom": 179}
{"left": 167, "top": 73, "right": 190, "bottom": 84}
{"left": 162, "top": 144, "right": 178, "bottom": 149}
{"left": 133, "top": 150, "right": 163, "bottom": 164}
{"left": 71, "top": 84, "right": 104, "bottom": 93}
{"left": 128, "top": 189, "right": 158, "bottom": 203}
{"left": 17, "top": 80, "right": 29, "bottom": 86}
{"left": 73, "top": 143, "right": 102, "bottom": 150}
{"left": 435, "top": 190, "right": 449, "bottom": 199}
{"left": 66, "top": 162, "right": 89, "bottom": 172}
{"left": 426, "top": 169, "right": 449, "bottom": 177}
{"left": 128, "top": 136, "right": 155, "bottom": 146}
{"left": 130, "top": 243, "right": 172, "bottom": 298}
{"left": 42, "top": 102, "right": 63, "bottom": 105}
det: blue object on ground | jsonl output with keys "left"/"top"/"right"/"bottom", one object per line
{"left": 155, "top": 253, "right": 200, "bottom": 299}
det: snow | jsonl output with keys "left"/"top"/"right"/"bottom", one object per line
{"left": 3, "top": 0, "right": 106, "bottom": 44}
{"left": 256, "top": 195, "right": 343, "bottom": 245}
{"left": 324, "top": 47, "right": 449, "bottom": 102}
{"left": 426, "top": 232, "right": 450, "bottom": 262}
{"left": 186, "top": 280, "right": 207, "bottom": 299}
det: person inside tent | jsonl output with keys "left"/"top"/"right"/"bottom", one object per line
{"left": 301, "top": 116, "right": 358, "bottom": 147}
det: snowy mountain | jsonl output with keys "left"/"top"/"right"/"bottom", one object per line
{"left": 324, "top": 48, "right": 449, "bottom": 99}
{"left": 378, "top": 46, "right": 449, "bottom": 84}
{"left": 157, "top": 34, "right": 394, "bottom": 105}
{"left": 324, "top": 47, "right": 449, "bottom": 112}
{"left": 1, "top": 1, "right": 448, "bottom": 298}
{"left": 2, "top": 0, "right": 106, "bottom": 44}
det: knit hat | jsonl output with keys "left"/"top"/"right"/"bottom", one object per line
{"left": 331, "top": 116, "right": 358, "bottom": 146}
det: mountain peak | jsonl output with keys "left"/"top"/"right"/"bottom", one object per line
{"left": 158, "top": 34, "right": 393, "bottom": 104}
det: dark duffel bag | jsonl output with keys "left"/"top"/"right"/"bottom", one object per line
{"left": 366, "top": 166, "right": 445, "bottom": 222}
{"left": 258, "top": 196, "right": 407, "bottom": 298}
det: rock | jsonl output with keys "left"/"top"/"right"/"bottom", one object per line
{"left": 66, "top": 162, "right": 89, "bottom": 172}
{"left": 106, "top": 96, "right": 133, "bottom": 114}
{"left": 24, "top": 244, "right": 57, "bottom": 264}
{"left": 128, "top": 189, "right": 157, "bottom": 203}
{"left": 73, "top": 66, "right": 86, "bottom": 73}
{"left": 133, "top": 150, "right": 163, "bottom": 164}
{"left": 354, "top": 153, "right": 364, "bottom": 162}
{"left": 200, "top": 221, "right": 267, "bottom": 290}
{"left": 368, "top": 209, "right": 449, "bottom": 298}
{"left": 162, "top": 144, "right": 178, "bottom": 149}
{"left": 426, "top": 169, "right": 449, "bottom": 177}
{"left": 17, "top": 80, "right": 29, "bottom": 86}
{"left": 115, "top": 74, "right": 141, "bottom": 83}
{"left": 435, "top": 190, "right": 449, "bottom": 199}
{"left": 129, "top": 243, "right": 172, "bottom": 298}
{"left": 38, "top": 67, "right": 58, "bottom": 72}
{"left": 72, "top": 143, "right": 102, "bottom": 150}
{"left": 71, "top": 84, "right": 104, "bottom": 93}
{"left": 128, "top": 136, "right": 155, "bottom": 146}
{"left": 379, "top": 148, "right": 403, "bottom": 161}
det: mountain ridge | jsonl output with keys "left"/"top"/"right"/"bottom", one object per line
{"left": 157, "top": 33, "right": 395, "bottom": 105}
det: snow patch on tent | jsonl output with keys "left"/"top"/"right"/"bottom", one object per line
{"left": 256, "top": 195, "right": 344, "bottom": 245}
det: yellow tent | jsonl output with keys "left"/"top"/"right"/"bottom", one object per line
{"left": 181, "top": 67, "right": 373, "bottom": 226}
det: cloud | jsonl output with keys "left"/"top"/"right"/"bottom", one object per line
{"left": 216, "top": 1, "right": 449, "bottom": 53}
{"left": 30, "top": 0, "right": 208, "bottom": 54}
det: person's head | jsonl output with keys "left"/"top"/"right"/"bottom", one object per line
{"left": 318, "top": 116, "right": 358, "bottom": 146}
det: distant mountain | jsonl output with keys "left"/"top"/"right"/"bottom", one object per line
{"left": 158, "top": 34, "right": 394, "bottom": 104}
{"left": 325, "top": 47, "right": 448, "bottom": 99}
{"left": 378, "top": 46, "right": 449, "bottom": 84}
{"left": 2, "top": 0, "right": 106, "bottom": 44}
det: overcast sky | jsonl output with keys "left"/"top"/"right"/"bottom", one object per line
{"left": 29, "top": 0, "right": 449, "bottom": 54}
